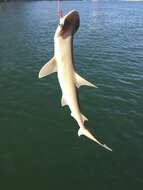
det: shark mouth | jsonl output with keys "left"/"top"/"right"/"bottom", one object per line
{"left": 60, "top": 10, "right": 80, "bottom": 36}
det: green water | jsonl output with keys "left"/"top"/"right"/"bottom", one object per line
{"left": 0, "top": 1, "right": 143, "bottom": 189}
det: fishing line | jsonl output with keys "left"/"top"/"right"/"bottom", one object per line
{"left": 57, "top": 0, "right": 64, "bottom": 18}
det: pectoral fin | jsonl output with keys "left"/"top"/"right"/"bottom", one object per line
{"left": 74, "top": 72, "right": 97, "bottom": 88}
{"left": 39, "top": 57, "right": 57, "bottom": 78}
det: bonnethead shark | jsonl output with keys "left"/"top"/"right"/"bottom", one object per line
{"left": 39, "top": 10, "right": 112, "bottom": 151}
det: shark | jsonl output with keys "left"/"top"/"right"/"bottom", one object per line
{"left": 39, "top": 10, "right": 112, "bottom": 151}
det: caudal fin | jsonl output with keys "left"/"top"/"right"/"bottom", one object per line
{"left": 78, "top": 128, "right": 112, "bottom": 152}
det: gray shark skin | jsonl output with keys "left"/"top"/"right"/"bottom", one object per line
{"left": 39, "top": 10, "right": 112, "bottom": 151}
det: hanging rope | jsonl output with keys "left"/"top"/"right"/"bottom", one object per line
{"left": 57, "top": 0, "right": 64, "bottom": 18}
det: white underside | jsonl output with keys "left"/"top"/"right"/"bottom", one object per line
{"left": 38, "top": 24, "right": 112, "bottom": 151}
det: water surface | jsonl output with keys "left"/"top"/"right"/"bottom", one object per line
{"left": 0, "top": 1, "right": 143, "bottom": 189}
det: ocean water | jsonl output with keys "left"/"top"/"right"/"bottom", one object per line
{"left": 0, "top": 1, "right": 143, "bottom": 189}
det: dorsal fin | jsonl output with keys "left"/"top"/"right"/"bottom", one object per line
{"left": 74, "top": 72, "right": 97, "bottom": 88}
{"left": 71, "top": 112, "right": 88, "bottom": 124}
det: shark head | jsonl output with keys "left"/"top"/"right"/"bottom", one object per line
{"left": 55, "top": 10, "right": 80, "bottom": 38}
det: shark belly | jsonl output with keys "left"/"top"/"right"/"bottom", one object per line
{"left": 55, "top": 37, "right": 82, "bottom": 125}
{"left": 57, "top": 59, "right": 83, "bottom": 127}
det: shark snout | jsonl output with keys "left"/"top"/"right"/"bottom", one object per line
{"left": 58, "top": 10, "right": 80, "bottom": 36}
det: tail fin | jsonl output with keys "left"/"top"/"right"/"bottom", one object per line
{"left": 78, "top": 128, "right": 112, "bottom": 152}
